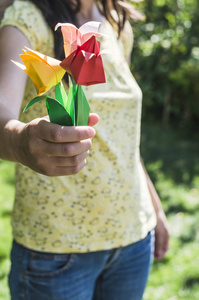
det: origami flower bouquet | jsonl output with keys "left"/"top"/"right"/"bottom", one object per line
{"left": 12, "top": 22, "right": 107, "bottom": 126}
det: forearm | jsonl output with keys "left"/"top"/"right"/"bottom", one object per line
{"left": 0, "top": 102, "right": 24, "bottom": 162}
{"left": 0, "top": 26, "right": 31, "bottom": 162}
{"left": 140, "top": 158, "right": 169, "bottom": 259}
{"left": 140, "top": 158, "right": 163, "bottom": 215}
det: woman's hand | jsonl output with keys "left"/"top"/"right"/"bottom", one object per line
{"left": 154, "top": 210, "right": 169, "bottom": 259}
{"left": 11, "top": 113, "right": 99, "bottom": 176}
{"left": 140, "top": 158, "right": 169, "bottom": 259}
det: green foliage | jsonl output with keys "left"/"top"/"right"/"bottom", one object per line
{"left": 0, "top": 160, "right": 15, "bottom": 300}
{"left": 140, "top": 122, "right": 199, "bottom": 299}
{"left": 131, "top": 0, "right": 199, "bottom": 127}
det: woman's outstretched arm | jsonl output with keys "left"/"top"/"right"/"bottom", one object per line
{"left": 0, "top": 26, "right": 99, "bottom": 176}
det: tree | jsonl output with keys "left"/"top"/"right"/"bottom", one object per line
{"left": 131, "top": 0, "right": 199, "bottom": 127}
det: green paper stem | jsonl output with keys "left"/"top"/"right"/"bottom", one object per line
{"left": 66, "top": 78, "right": 78, "bottom": 126}
{"left": 68, "top": 75, "right": 90, "bottom": 126}
{"left": 55, "top": 81, "right": 67, "bottom": 108}
{"left": 23, "top": 94, "right": 72, "bottom": 126}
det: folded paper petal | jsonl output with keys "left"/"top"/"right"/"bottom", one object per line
{"left": 55, "top": 22, "right": 101, "bottom": 57}
{"left": 70, "top": 53, "right": 106, "bottom": 86}
{"left": 78, "top": 35, "right": 101, "bottom": 56}
{"left": 12, "top": 47, "right": 66, "bottom": 95}
{"left": 60, "top": 35, "right": 105, "bottom": 85}
{"left": 79, "top": 21, "right": 101, "bottom": 35}
{"left": 61, "top": 54, "right": 105, "bottom": 85}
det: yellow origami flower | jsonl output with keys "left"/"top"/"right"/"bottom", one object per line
{"left": 12, "top": 47, "right": 66, "bottom": 95}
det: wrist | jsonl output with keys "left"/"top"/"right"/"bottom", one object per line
{"left": 5, "top": 119, "right": 26, "bottom": 163}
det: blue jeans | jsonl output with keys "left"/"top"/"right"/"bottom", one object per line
{"left": 9, "top": 230, "right": 155, "bottom": 300}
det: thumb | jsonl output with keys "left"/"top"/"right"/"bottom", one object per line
{"left": 88, "top": 113, "right": 100, "bottom": 127}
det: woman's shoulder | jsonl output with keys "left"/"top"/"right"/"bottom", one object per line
{"left": 120, "top": 20, "right": 134, "bottom": 60}
{"left": 0, "top": 0, "right": 53, "bottom": 53}
{"left": 102, "top": 10, "right": 134, "bottom": 60}
{"left": 1, "top": 0, "right": 42, "bottom": 26}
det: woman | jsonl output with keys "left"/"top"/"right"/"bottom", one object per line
{"left": 0, "top": 0, "right": 169, "bottom": 299}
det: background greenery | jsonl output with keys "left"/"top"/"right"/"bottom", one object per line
{"left": 131, "top": 0, "right": 199, "bottom": 298}
{"left": 0, "top": 0, "right": 199, "bottom": 299}
{"left": 131, "top": 0, "right": 199, "bottom": 128}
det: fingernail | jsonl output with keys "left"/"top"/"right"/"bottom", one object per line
{"left": 89, "top": 127, "right": 96, "bottom": 137}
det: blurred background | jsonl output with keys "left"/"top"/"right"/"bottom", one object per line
{"left": 0, "top": 0, "right": 199, "bottom": 299}
{"left": 131, "top": 0, "right": 199, "bottom": 299}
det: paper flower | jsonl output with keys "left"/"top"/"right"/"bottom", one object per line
{"left": 12, "top": 21, "right": 108, "bottom": 126}
{"left": 55, "top": 22, "right": 106, "bottom": 86}
{"left": 12, "top": 47, "right": 66, "bottom": 95}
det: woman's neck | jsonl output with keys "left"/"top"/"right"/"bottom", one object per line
{"left": 76, "top": 0, "right": 104, "bottom": 26}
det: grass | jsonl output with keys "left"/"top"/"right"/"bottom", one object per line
{"left": 0, "top": 122, "right": 199, "bottom": 299}
{"left": 141, "top": 122, "right": 199, "bottom": 300}
{"left": 0, "top": 161, "right": 15, "bottom": 300}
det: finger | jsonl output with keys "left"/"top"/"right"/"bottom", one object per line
{"left": 49, "top": 151, "right": 89, "bottom": 167}
{"left": 43, "top": 115, "right": 50, "bottom": 121}
{"left": 155, "top": 249, "right": 167, "bottom": 260}
{"left": 50, "top": 159, "right": 87, "bottom": 176}
{"left": 88, "top": 113, "right": 100, "bottom": 127}
{"left": 37, "top": 119, "right": 96, "bottom": 143}
{"left": 154, "top": 240, "right": 164, "bottom": 259}
{"left": 42, "top": 139, "right": 92, "bottom": 157}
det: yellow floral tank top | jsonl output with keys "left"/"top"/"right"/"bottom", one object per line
{"left": 1, "top": 0, "right": 156, "bottom": 253}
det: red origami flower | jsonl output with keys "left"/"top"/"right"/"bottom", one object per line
{"left": 55, "top": 22, "right": 106, "bottom": 86}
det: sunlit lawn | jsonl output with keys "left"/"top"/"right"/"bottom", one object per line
{"left": 0, "top": 161, "right": 14, "bottom": 300}
{"left": 141, "top": 122, "right": 199, "bottom": 300}
{"left": 0, "top": 122, "right": 199, "bottom": 300}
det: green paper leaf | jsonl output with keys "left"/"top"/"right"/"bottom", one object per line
{"left": 46, "top": 98, "right": 73, "bottom": 126}
{"left": 23, "top": 95, "right": 47, "bottom": 112}
{"left": 66, "top": 83, "right": 78, "bottom": 126}
{"left": 75, "top": 85, "right": 90, "bottom": 126}
{"left": 23, "top": 95, "right": 72, "bottom": 126}
{"left": 55, "top": 81, "right": 67, "bottom": 108}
